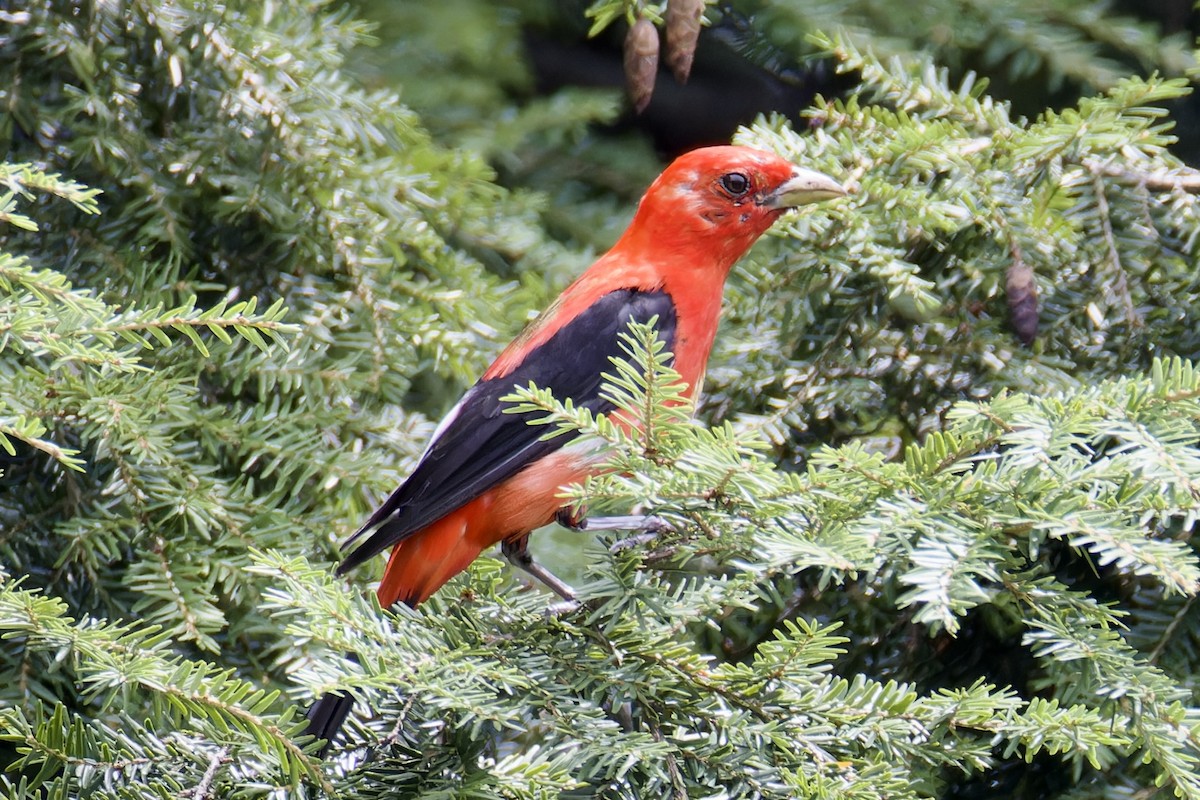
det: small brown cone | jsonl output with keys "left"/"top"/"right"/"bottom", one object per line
{"left": 1006, "top": 251, "right": 1039, "bottom": 346}
{"left": 665, "top": 0, "right": 703, "bottom": 84}
{"left": 624, "top": 18, "right": 659, "bottom": 114}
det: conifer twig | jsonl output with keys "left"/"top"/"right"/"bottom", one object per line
{"left": 1086, "top": 158, "right": 1200, "bottom": 194}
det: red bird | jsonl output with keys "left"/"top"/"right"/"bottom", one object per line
{"left": 306, "top": 145, "right": 845, "bottom": 745}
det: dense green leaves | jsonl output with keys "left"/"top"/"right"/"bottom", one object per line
{"left": 717, "top": 37, "right": 1200, "bottom": 457}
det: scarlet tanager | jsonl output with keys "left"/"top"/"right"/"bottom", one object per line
{"left": 305, "top": 145, "right": 845, "bottom": 747}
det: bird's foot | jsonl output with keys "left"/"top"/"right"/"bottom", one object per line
{"left": 554, "top": 506, "right": 588, "bottom": 530}
{"left": 555, "top": 509, "right": 673, "bottom": 551}
{"left": 556, "top": 509, "right": 672, "bottom": 534}
{"left": 609, "top": 531, "right": 664, "bottom": 552}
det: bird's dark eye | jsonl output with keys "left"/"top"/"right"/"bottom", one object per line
{"left": 719, "top": 172, "right": 751, "bottom": 197}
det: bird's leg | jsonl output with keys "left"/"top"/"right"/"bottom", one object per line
{"left": 554, "top": 508, "right": 673, "bottom": 551}
{"left": 501, "top": 534, "right": 576, "bottom": 602}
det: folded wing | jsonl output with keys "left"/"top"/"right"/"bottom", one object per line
{"left": 337, "top": 288, "right": 677, "bottom": 574}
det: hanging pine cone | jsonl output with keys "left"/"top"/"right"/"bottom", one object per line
{"left": 624, "top": 17, "right": 660, "bottom": 114}
{"left": 665, "top": 0, "right": 703, "bottom": 84}
{"left": 1006, "top": 252, "right": 1039, "bottom": 345}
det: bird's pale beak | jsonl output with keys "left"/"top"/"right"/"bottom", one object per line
{"left": 761, "top": 167, "right": 848, "bottom": 208}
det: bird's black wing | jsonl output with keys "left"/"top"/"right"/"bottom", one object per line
{"left": 337, "top": 288, "right": 677, "bottom": 575}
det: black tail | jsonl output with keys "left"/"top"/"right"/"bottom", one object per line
{"left": 304, "top": 691, "right": 355, "bottom": 756}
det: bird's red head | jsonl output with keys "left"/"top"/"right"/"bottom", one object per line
{"left": 616, "top": 145, "right": 846, "bottom": 273}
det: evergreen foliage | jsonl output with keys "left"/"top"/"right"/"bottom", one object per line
{"left": 1, "top": 0, "right": 1199, "bottom": 798}
{"left": 718, "top": 35, "right": 1200, "bottom": 454}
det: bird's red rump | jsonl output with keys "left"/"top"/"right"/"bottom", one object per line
{"left": 376, "top": 448, "right": 599, "bottom": 608}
